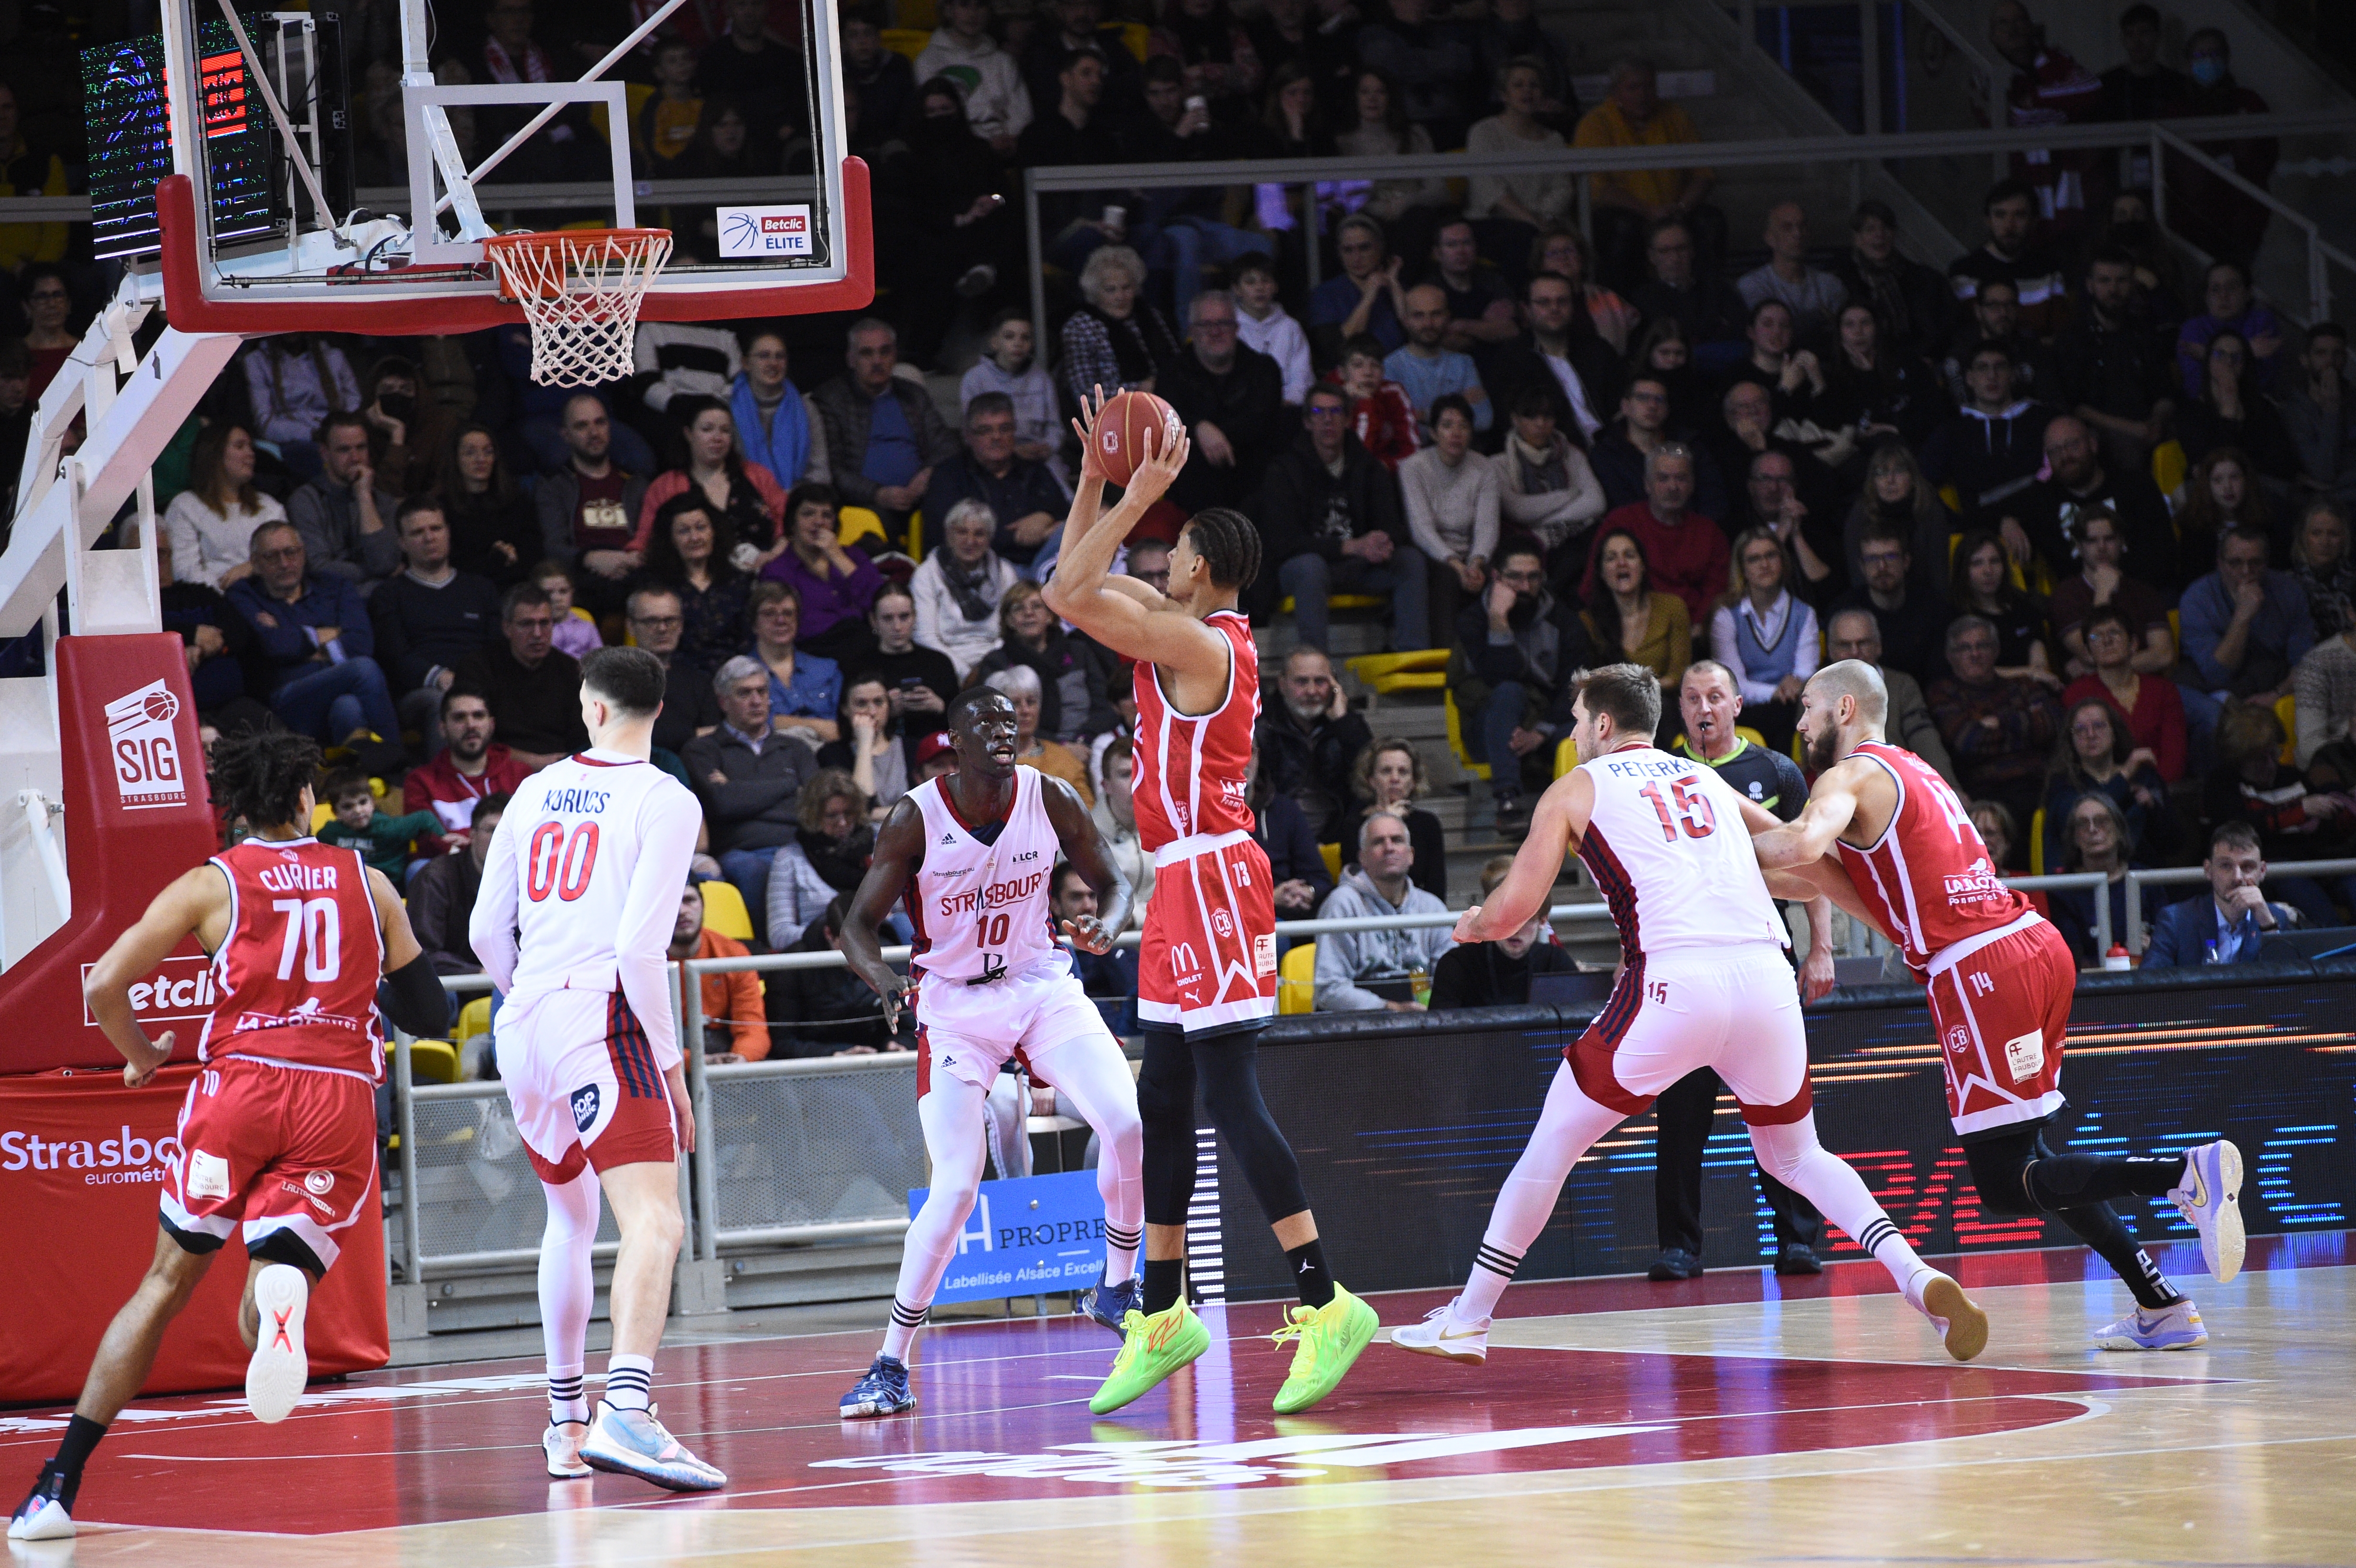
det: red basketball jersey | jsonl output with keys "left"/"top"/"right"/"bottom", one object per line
{"left": 1132, "top": 609, "right": 1258, "bottom": 851}
{"left": 200, "top": 836, "right": 387, "bottom": 1081}
{"left": 1836, "top": 741, "right": 2032, "bottom": 973}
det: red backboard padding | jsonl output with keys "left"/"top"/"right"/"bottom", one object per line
{"left": 1, "top": 635, "right": 221, "bottom": 1075}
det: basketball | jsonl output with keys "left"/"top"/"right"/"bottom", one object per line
{"left": 1092, "top": 390, "right": 1182, "bottom": 487}
{"left": 142, "top": 690, "right": 179, "bottom": 725}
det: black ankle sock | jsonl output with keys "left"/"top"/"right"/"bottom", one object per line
{"left": 36, "top": 1416, "right": 107, "bottom": 1512}
{"left": 1142, "top": 1257, "right": 1184, "bottom": 1317}
{"left": 1287, "top": 1239, "right": 1336, "bottom": 1308}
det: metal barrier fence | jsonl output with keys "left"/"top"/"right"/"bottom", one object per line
{"left": 2124, "top": 857, "right": 2356, "bottom": 953}
{"left": 389, "top": 870, "right": 2165, "bottom": 1283}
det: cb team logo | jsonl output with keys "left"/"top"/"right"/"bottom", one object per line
{"left": 1945, "top": 1025, "right": 1973, "bottom": 1056}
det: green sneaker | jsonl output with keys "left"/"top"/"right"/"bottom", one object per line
{"left": 1089, "top": 1301, "right": 1210, "bottom": 1416}
{"left": 1270, "top": 1284, "right": 1380, "bottom": 1414}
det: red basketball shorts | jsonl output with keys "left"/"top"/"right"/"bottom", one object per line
{"left": 493, "top": 988, "right": 680, "bottom": 1185}
{"left": 1565, "top": 944, "right": 1814, "bottom": 1125}
{"left": 1922, "top": 912, "right": 2074, "bottom": 1138}
{"left": 162, "top": 1056, "right": 379, "bottom": 1272}
{"left": 1137, "top": 830, "right": 1278, "bottom": 1036}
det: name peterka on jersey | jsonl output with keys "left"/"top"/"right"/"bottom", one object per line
{"left": 935, "top": 867, "right": 1046, "bottom": 922}
{"left": 1597, "top": 756, "right": 1696, "bottom": 780}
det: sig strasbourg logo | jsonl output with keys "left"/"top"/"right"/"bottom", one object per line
{"left": 104, "top": 678, "right": 188, "bottom": 811}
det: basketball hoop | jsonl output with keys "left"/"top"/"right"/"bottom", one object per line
{"left": 483, "top": 228, "right": 673, "bottom": 387}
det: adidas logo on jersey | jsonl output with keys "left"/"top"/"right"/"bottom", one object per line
{"left": 941, "top": 834, "right": 957, "bottom": 845}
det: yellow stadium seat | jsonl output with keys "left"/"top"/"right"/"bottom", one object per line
{"left": 392, "top": 1038, "right": 461, "bottom": 1084}
{"left": 2029, "top": 807, "right": 2046, "bottom": 874}
{"left": 1444, "top": 690, "right": 1490, "bottom": 780}
{"left": 881, "top": 28, "right": 929, "bottom": 62}
{"left": 897, "top": 0, "right": 937, "bottom": 28}
{"left": 1278, "top": 595, "right": 1385, "bottom": 614}
{"left": 1278, "top": 941, "right": 1317, "bottom": 1014}
{"left": 1319, "top": 842, "right": 1342, "bottom": 880}
{"left": 698, "top": 878, "right": 756, "bottom": 941}
{"left": 1120, "top": 21, "right": 1150, "bottom": 62}
{"left": 456, "top": 996, "right": 492, "bottom": 1044}
{"left": 1555, "top": 734, "right": 1578, "bottom": 778}
{"left": 1736, "top": 725, "right": 1767, "bottom": 749}
{"left": 311, "top": 802, "right": 334, "bottom": 830}
{"left": 2276, "top": 692, "right": 2299, "bottom": 764}
{"left": 1345, "top": 649, "right": 1448, "bottom": 696}
{"left": 2152, "top": 439, "right": 2188, "bottom": 498}
{"left": 839, "top": 505, "right": 887, "bottom": 550}
{"left": 908, "top": 510, "right": 925, "bottom": 562}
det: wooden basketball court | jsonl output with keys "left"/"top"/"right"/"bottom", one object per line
{"left": 8, "top": 1232, "right": 2349, "bottom": 1566}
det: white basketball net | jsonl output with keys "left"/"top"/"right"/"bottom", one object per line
{"left": 485, "top": 229, "right": 673, "bottom": 387}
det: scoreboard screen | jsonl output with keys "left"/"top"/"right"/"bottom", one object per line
{"left": 82, "top": 21, "right": 277, "bottom": 261}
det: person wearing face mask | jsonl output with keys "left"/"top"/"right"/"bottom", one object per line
{"left": 2160, "top": 29, "right": 2278, "bottom": 271}
{"left": 1427, "top": 862, "right": 1574, "bottom": 1010}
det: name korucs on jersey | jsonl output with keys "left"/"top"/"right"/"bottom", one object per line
{"left": 541, "top": 787, "right": 613, "bottom": 815}
{"left": 937, "top": 870, "right": 1046, "bottom": 920}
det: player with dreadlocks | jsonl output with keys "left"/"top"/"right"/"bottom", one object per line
{"left": 11, "top": 730, "right": 445, "bottom": 1542}
{"left": 1043, "top": 395, "right": 1380, "bottom": 1419}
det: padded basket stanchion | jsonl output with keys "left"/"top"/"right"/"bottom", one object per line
{"left": 483, "top": 228, "right": 673, "bottom": 387}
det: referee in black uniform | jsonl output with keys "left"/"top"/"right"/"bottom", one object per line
{"left": 1647, "top": 661, "right": 1832, "bottom": 1280}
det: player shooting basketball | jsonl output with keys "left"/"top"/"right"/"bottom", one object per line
{"left": 1042, "top": 391, "right": 1380, "bottom": 1418}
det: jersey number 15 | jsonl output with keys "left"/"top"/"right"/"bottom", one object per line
{"left": 1637, "top": 778, "right": 1716, "bottom": 842}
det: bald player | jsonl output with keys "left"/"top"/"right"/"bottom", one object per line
{"left": 1753, "top": 660, "right": 2246, "bottom": 1352}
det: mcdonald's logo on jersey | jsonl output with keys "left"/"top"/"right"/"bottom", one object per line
{"left": 1169, "top": 941, "right": 1201, "bottom": 985}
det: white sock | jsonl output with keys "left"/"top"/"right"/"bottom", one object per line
{"left": 881, "top": 1298, "right": 926, "bottom": 1362}
{"left": 1458, "top": 1065, "right": 1623, "bottom": 1323}
{"left": 605, "top": 1353, "right": 653, "bottom": 1413}
{"left": 1750, "top": 1115, "right": 1935, "bottom": 1302}
{"left": 547, "top": 1366, "right": 588, "bottom": 1426}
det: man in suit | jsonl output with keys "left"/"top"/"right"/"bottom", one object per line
{"left": 2142, "top": 823, "right": 2300, "bottom": 968}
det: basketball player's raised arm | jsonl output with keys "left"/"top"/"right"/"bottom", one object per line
{"left": 1053, "top": 390, "right": 1169, "bottom": 613}
{"left": 617, "top": 787, "right": 704, "bottom": 1078}
{"left": 1454, "top": 769, "right": 1593, "bottom": 944}
{"left": 364, "top": 866, "right": 448, "bottom": 1040}
{"left": 841, "top": 798, "right": 926, "bottom": 1030}
{"left": 1042, "top": 415, "right": 1221, "bottom": 668}
{"left": 83, "top": 865, "right": 229, "bottom": 1087}
{"left": 469, "top": 806, "right": 523, "bottom": 994}
{"left": 1040, "top": 777, "right": 1131, "bottom": 946}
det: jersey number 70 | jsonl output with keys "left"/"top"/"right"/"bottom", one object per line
{"left": 525, "top": 821, "right": 600, "bottom": 902}
{"left": 1637, "top": 778, "right": 1716, "bottom": 841}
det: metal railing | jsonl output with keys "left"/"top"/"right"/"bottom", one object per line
{"left": 2123, "top": 857, "right": 2356, "bottom": 954}
{"left": 1016, "top": 109, "right": 2356, "bottom": 346}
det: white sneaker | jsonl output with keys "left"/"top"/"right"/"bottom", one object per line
{"left": 1912, "top": 1271, "right": 1989, "bottom": 1362}
{"left": 2170, "top": 1141, "right": 2245, "bottom": 1284}
{"left": 1388, "top": 1300, "right": 1491, "bottom": 1365}
{"left": 245, "top": 1263, "right": 310, "bottom": 1424}
{"left": 2092, "top": 1299, "right": 2208, "bottom": 1351}
{"left": 544, "top": 1419, "right": 592, "bottom": 1479}
{"left": 6, "top": 1488, "right": 71, "bottom": 1542}
{"left": 578, "top": 1400, "right": 726, "bottom": 1492}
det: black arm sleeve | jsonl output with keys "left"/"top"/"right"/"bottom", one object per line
{"left": 378, "top": 953, "right": 453, "bottom": 1039}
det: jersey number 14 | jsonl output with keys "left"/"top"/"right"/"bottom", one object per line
{"left": 1637, "top": 778, "right": 1716, "bottom": 842}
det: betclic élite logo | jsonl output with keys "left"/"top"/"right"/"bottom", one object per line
{"left": 716, "top": 205, "right": 814, "bottom": 258}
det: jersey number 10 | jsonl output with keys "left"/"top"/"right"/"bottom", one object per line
{"left": 526, "top": 822, "right": 601, "bottom": 902}
{"left": 1637, "top": 778, "right": 1716, "bottom": 842}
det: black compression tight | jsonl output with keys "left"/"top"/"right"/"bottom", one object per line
{"left": 1965, "top": 1126, "right": 2185, "bottom": 1311}
{"left": 1136, "top": 1024, "right": 1311, "bottom": 1228}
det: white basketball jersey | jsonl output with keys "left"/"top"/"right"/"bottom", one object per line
{"left": 905, "top": 766, "right": 1066, "bottom": 984}
{"left": 1576, "top": 746, "right": 1789, "bottom": 960}
{"left": 470, "top": 748, "right": 703, "bottom": 1065}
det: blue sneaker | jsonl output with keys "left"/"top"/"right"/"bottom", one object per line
{"left": 2093, "top": 1299, "right": 2208, "bottom": 1351}
{"left": 1079, "top": 1276, "right": 1142, "bottom": 1337}
{"left": 2170, "top": 1141, "right": 2245, "bottom": 1284}
{"left": 840, "top": 1355, "right": 915, "bottom": 1419}
{"left": 577, "top": 1400, "right": 726, "bottom": 1492}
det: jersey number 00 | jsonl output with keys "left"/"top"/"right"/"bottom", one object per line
{"left": 525, "top": 822, "right": 601, "bottom": 902}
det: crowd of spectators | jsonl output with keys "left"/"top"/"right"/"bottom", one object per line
{"left": 0, "top": 0, "right": 2336, "bottom": 1026}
